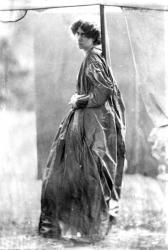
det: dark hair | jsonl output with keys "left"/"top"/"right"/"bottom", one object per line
{"left": 71, "top": 20, "right": 101, "bottom": 45}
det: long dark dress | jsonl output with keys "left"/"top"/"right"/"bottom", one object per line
{"left": 39, "top": 47, "right": 126, "bottom": 240}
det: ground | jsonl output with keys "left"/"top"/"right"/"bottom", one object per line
{"left": 0, "top": 110, "right": 168, "bottom": 249}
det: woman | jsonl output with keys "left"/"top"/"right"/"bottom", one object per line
{"left": 39, "top": 20, "right": 126, "bottom": 240}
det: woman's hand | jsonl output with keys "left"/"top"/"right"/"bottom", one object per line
{"left": 69, "top": 93, "right": 86, "bottom": 108}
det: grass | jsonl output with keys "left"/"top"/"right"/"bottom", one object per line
{"left": 0, "top": 110, "right": 168, "bottom": 249}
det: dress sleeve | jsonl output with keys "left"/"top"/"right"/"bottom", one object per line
{"left": 76, "top": 55, "right": 114, "bottom": 109}
{"left": 86, "top": 58, "right": 114, "bottom": 107}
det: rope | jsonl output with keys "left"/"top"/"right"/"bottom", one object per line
{"left": 122, "top": 8, "right": 140, "bottom": 83}
{"left": 0, "top": 3, "right": 168, "bottom": 12}
{"left": 122, "top": 8, "right": 141, "bottom": 162}
{"left": 0, "top": 10, "right": 27, "bottom": 23}
{"left": 104, "top": 8, "right": 117, "bottom": 83}
{"left": 0, "top": 3, "right": 168, "bottom": 23}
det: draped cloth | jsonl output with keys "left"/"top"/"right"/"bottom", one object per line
{"left": 39, "top": 47, "right": 126, "bottom": 240}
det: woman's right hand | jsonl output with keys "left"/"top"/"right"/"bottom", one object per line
{"left": 69, "top": 93, "right": 86, "bottom": 108}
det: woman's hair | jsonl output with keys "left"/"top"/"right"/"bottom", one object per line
{"left": 71, "top": 20, "right": 101, "bottom": 45}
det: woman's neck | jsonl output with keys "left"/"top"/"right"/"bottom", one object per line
{"left": 84, "top": 46, "right": 94, "bottom": 54}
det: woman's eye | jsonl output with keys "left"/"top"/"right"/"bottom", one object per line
{"left": 77, "top": 32, "right": 85, "bottom": 37}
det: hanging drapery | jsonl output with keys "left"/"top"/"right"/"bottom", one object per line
{"left": 122, "top": 8, "right": 168, "bottom": 128}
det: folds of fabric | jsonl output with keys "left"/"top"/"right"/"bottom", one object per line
{"left": 39, "top": 47, "right": 126, "bottom": 239}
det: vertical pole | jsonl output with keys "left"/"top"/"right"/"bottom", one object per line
{"left": 164, "top": 11, "right": 168, "bottom": 118}
{"left": 100, "top": 4, "right": 106, "bottom": 60}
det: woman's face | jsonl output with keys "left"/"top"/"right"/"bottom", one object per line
{"left": 76, "top": 27, "right": 94, "bottom": 52}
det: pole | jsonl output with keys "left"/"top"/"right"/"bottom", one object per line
{"left": 100, "top": 4, "right": 106, "bottom": 60}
